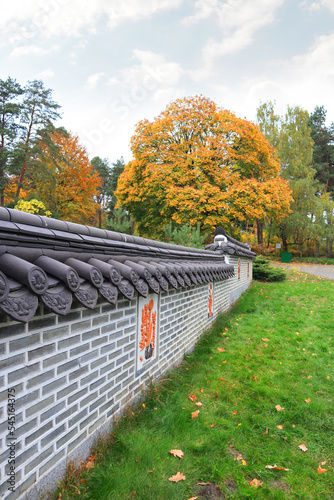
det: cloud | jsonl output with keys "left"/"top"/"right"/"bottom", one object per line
{"left": 184, "top": 0, "right": 285, "bottom": 71}
{"left": 86, "top": 72, "right": 105, "bottom": 90}
{"left": 9, "top": 44, "right": 58, "bottom": 59}
{"left": 0, "top": 0, "right": 184, "bottom": 43}
{"left": 35, "top": 69, "right": 55, "bottom": 79}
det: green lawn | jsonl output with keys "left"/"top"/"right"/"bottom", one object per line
{"left": 55, "top": 269, "right": 334, "bottom": 500}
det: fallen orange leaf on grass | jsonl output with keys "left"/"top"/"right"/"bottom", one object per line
{"left": 277, "top": 425, "right": 283, "bottom": 430}
{"left": 232, "top": 411, "right": 238, "bottom": 415}
{"left": 317, "top": 465, "right": 328, "bottom": 474}
{"left": 188, "top": 394, "right": 197, "bottom": 402}
{"left": 192, "top": 410, "right": 199, "bottom": 419}
{"left": 221, "top": 360, "right": 227, "bottom": 364}
{"left": 169, "top": 472, "right": 186, "bottom": 482}
{"left": 217, "top": 347, "right": 226, "bottom": 352}
{"left": 275, "top": 405, "right": 284, "bottom": 411}
{"left": 265, "top": 464, "right": 290, "bottom": 471}
{"left": 188, "top": 497, "right": 199, "bottom": 500}
{"left": 219, "top": 377, "right": 225, "bottom": 381}
{"left": 195, "top": 402, "right": 203, "bottom": 407}
{"left": 305, "top": 398, "right": 311, "bottom": 404}
{"left": 169, "top": 449, "right": 184, "bottom": 459}
{"left": 298, "top": 444, "right": 308, "bottom": 452}
{"left": 261, "top": 338, "right": 269, "bottom": 341}
{"left": 250, "top": 478, "right": 263, "bottom": 488}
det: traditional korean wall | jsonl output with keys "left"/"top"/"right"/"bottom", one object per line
{"left": 0, "top": 256, "right": 252, "bottom": 500}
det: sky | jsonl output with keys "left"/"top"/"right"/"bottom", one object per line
{"left": 1, "top": 0, "right": 334, "bottom": 164}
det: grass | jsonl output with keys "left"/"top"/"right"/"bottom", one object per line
{"left": 55, "top": 269, "right": 334, "bottom": 500}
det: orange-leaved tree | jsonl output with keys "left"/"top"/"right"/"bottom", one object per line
{"left": 115, "top": 96, "right": 292, "bottom": 238}
{"left": 30, "top": 130, "right": 101, "bottom": 224}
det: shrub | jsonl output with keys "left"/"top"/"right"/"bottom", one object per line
{"left": 253, "top": 256, "right": 286, "bottom": 282}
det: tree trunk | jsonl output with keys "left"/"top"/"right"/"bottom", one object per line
{"left": 280, "top": 223, "right": 288, "bottom": 252}
{"left": 315, "top": 241, "right": 319, "bottom": 258}
{"left": 267, "top": 219, "right": 272, "bottom": 248}
{"left": 256, "top": 219, "right": 263, "bottom": 246}
{"left": 325, "top": 239, "right": 329, "bottom": 258}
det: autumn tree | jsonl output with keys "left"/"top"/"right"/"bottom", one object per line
{"left": 0, "top": 77, "right": 23, "bottom": 205}
{"left": 14, "top": 80, "right": 61, "bottom": 199}
{"left": 30, "top": 130, "right": 101, "bottom": 224}
{"left": 116, "top": 96, "right": 291, "bottom": 239}
{"left": 309, "top": 106, "right": 334, "bottom": 194}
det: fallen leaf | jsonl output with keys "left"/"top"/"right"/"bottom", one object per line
{"left": 215, "top": 394, "right": 219, "bottom": 399}
{"left": 265, "top": 464, "right": 290, "bottom": 471}
{"left": 237, "top": 423, "right": 241, "bottom": 427}
{"left": 275, "top": 405, "right": 284, "bottom": 411}
{"left": 130, "top": 492, "right": 136, "bottom": 497}
{"left": 85, "top": 460, "right": 95, "bottom": 469}
{"left": 263, "top": 427, "right": 269, "bottom": 435}
{"left": 169, "top": 449, "right": 184, "bottom": 459}
{"left": 321, "top": 461, "right": 327, "bottom": 466}
{"left": 210, "top": 424, "right": 214, "bottom": 428}
{"left": 305, "top": 398, "right": 311, "bottom": 404}
{"left": 241, "top": 459, "right": 247, "bottom": 465}
{"left": 135, "top": 457, "right": 140, "bottom": 462}
{"left": 221, "top": 360, "right": 227, "bottom": 364}
{"left": 298, "top": 444, "right": 308, "bottom": 452}
{"left": 232, "top": 411, "right": 238, "bottom": 415}
{"left": 197, "top": 482, "right": 211, "bottom": 486}
{"left": 195, "top": 402, "right": 203, "bottom": 407}
{"left": 253, "top": 376, "right": 257, "bottom": 380}
{"left": 327, "top": 376, "right": 330, "bottom": 380}
{"left": 80, "top": 479, "right": 86, "bottom": 484}
{"left": 188, "top": 497, "right": 199, "bottom": 500}
{"left": 217, "top": 348, "right": 226, "bottom": 352}
{"left": 292, "top": 425, "right": 296, "bottom": 428}
{"left": 192, "top": 410, "right": 199, "bottom": 419}
{"left": 261, "top": 338, "right": 269, "bottom": 341}
{"left": 219, "top": 377, "right": 225, "bottom": 381}
{"left": 277, "top": 425, "right": 283, "bottom": 430}
{"left": 147, "top": 468, "right": 155, "bottom": 473}
{"left": 250, "top": 478, "right": 263, "bottom": 488}
{"left": 169, "top": 472, "right": 186, "bottom": 482}
{"left": 200, "top": 388, "right": 204, "bottom": 393}
{"left": 188, "top": 394, "right": 197, "bottom": 402}
{"left": 317, "top": 465, "right": 328, "bottom": 474}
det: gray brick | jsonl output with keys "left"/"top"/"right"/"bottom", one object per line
{"left": 101, "top": 343, "right": 116, "bottom": 355}
{"left": 0, "top": 353, "right": 24, "bottom": 371}
{"left": 58, "top": 310, "right": 81, "bottom": 323}
{"left": 82, "top": 328, "right": 100, "bottom": 341}
{"left": 0, "top": 322, "right": 25, "bottom": 338}
{"left": 43, "top": 351, "right": 67, "bottom": 368}
{"left": 25, "top": 445, "right": 54, "bottom": 474}
{"left": 57, "top": 359, "right": 80, "bottom": 374}
{"left": 107, "top": 403, "right": 119, "bottom": 418}
{"left": 28, "top": 343, "right": 55, "bottom": 361}
{"left": 28, "top": 315, "right": 56, "bottom": 332}
{"left": 107, "top": 368, "right": 119, "bottom": 381}
{"left": 69, "top": 408, "right": 88, "bottom": 428}
{"left": 57, "top": 382, "right": 78, "bottom": 400}
{"left": 8, "top": 472, "right": 35, "bottom": 500}
{"left": 100, "top": 362, "right": 115, "bottom": 376}
{"left": 15, "top": 444, "right": 38, "bottom": 468}
{"left": 116, "top": 388, "right": 128, "bottom": 402}
{"left": 101, "top": 322, "right": 116, "bottom": 335}
{"left": 101, "top": 303, "right": 116, "bottom": 313}
{"left": 71, "top": 319, "right": 91, "bottom": 333}
{"left": 26, "top": 369, "right": 54, "bottom": 389}
{"left": 99, "top": 398, "right": 115, "bottom": 415}
{"left": 90, "top": 376, "right": 106, "bottom": 391}
{"left": 91, "top": 356, "right": 108, "bottom": 370}
{"left": 122, "top": 374, "right": 135, "bottom": 389}
{"left": 58, "top": 335, "right": 81, "bottom": 350}
{"left": 0, "top": 375, "right": 4, "bottom": 388}
{"left": 42, "top": 377, "right": 66, "bottom": 396}
{"left": 70, "top": 343, "right": 90, "bottom": 357}
{"left": 117, "top": 319, "right": 130, "bottom": 328}
{"left": 80, "top": 390, "right": 98, "bottom": 408}
{"left": 117, "top": 336, "right": 130, "bottom": 347}
{"left": 25, "top": 421, "right": 53, "bottom": 446}
{"left": 80, "top": 370, "right": 98, "bottom": 386}
{"left": 26, "top": 396, "right": 54, "bottom": 418}
{"left": 8, "top": 362, "right": 40, "bottom": 384}
{"left": 16, "top": 418, "right": 38, "bottom": 439}
{"left": 68, "top": 388, "right": 86, "bottom": 405}
{"left": 68, "top": 430, "right": 87, "bottom": 453}
{"left": 39, "top": 449, "right": 65, "bottom": 477}
{"left": 116, "top": 354, "right": 129, "bottom": 366}
{"left": 55, "top": 404, "right": 78, "bottom": 424}
{"left": 79, "top": 411, "right": 97, "bottom": 431}
{"left": 89, "top": 415, "right": 106, "bottom": 434}
{"left": 9, "top": 333, "right": 39, "bottom": 352}
{"left": 80, "top": 349, "right": 99, "bottom": 364}
{"left": 43, "top": 325, "right": 69, "bottom": 341}
{"left": 41, "top": 401, "right": 66, "bottom": 423}
{"left": 99, "top": 380, "right": 114, "bottom": 395}
{"left": 116, "top": 371, "right": 128, "bottom": 384}
{"left": 57, "top": 428, "right": 77, "bottom": 449}
{"left": 92, "top": 314, "right": 109, "bottom": 326}
{"left": 107, "top": 383, "right": 121, "bottom": 398}
{"left": 16, "top": 390, "right": 39, "bottom": 409}
{"left": 92, "top": 336, "right": 108, "bottom": 348}
{"left": 108, "top": 348, "right": 122, "bottom": 360}
{"left": 89, "top": 395, "right": 106, "bottom": 412}
{"left": 69, "top": 365, "right": 89, "bottom": 382}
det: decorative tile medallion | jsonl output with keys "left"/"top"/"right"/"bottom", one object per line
{"left": 136, "top": 293, "right": 159, "bottom": 370}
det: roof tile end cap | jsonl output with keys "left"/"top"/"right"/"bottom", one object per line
{"left": 0, "top": 207, "right": 11, "bottom": 221}
{"left": 7, "top": 208, "right": 44, "bottom": 227}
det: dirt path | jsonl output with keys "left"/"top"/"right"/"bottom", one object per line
{"left": 274, "top": 262, "right": 334, "bottom": 280}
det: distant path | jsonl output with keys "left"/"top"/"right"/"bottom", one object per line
{"left": 274, "top": 262, "right": 334, "bottom": 281}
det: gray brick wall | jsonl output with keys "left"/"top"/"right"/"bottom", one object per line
{"left": 0, "top": 257, "right": 252, "bottom": 499}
